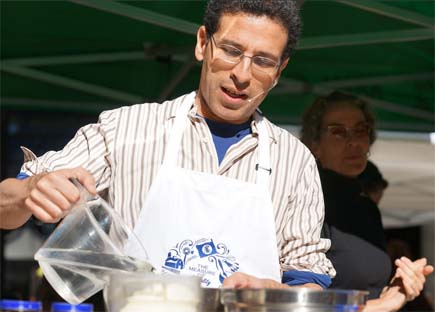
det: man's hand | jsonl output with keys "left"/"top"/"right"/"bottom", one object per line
{"left": 222, "top": 272, "right": 322, "bottom": 290}
{"left": 0, "top": 166, "right": 96, "bottom": 229}
{"left": 25, "top": 167, "right": 96, "bottom": 223}
{"left": 222, "top": 272, "right": 289, "bottom": 289}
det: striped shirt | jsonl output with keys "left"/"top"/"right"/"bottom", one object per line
{"left": 21, "top": 92, "right": 335, "bottom": 277}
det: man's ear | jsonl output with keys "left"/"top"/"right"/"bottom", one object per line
{"left": 273, "top": 57, "right": 289, "bottom": 86}
{"left": 195, "top": 26, "right": 208, "bottom": 62}
{"left": 278, "top": 57, "right": 289, "bottom": 75}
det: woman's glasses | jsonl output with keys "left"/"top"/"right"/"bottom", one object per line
{"left": 323, "top": 123, "right": 371, "bottom": 141}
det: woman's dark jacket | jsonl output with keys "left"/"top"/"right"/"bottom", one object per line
{"left": 319, "top": 165, "right": 386, "bottom": 250}
{"left": 318, "top": 165, "right": 391, "bottom": 299}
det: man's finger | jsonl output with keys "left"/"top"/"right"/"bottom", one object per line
{"left": 222, "top": 272, "right": 256, "bottom": 289}
{"left": 38, "top": 173, "right": 81, "bottom": 204}
{"left": 34, "top": 183, "right": 74, "bottom": 212}
{"left": 26, "top": 199, "right": 60, "bottom": 224}
{"left": 74, "top": 167, "right": 97, "bottom": 195}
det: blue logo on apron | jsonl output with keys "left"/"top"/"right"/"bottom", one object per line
{"left": 162, "top": 238, "right": 239, "bottom": 286}
{"left": 196, "top": 240, "right": 218, "bottom": 257}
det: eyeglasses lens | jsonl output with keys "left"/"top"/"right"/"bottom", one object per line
{"left": 327, "top": 125, "right": 370, "bottom": 140}
{"left": 210, "top": 36, "right": 278, "bottom": 77}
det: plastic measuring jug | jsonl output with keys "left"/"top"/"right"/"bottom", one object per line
{"left": 34, "top": 180, "right": 153, "bottom": 305}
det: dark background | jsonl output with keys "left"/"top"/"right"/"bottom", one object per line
{"left": 0, "top": 109, "right": 105, "bottom": 309}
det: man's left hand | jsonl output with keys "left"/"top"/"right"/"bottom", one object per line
{"left": 222, "top": 272, "right": 322, "bottom": 290}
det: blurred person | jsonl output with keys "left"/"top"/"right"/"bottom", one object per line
{"left": 300, "top": 91, "right": 434, "bottom": 311}
{"left": 358, "top": 160, "right": 388, "bottom": 205}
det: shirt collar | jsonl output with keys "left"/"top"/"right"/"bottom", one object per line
{"left": 168, "top": 92, "right": 278, "bottom": 143}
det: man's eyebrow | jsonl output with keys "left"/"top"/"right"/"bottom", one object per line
{"left": 218, "top": 38, "right": 244, "bottom": 49}
{"left": 218, "top": 38, "right": 279, "bottom": 60}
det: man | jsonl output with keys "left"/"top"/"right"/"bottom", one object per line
{"left": 0, "top": 0, "right": 335, "bottom": 289}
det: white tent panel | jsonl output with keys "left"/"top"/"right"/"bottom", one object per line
{"left": 370, "top": 138, "right": 435, "bottom": 228}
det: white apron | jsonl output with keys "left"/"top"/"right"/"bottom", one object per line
{"left": 130, "top": 92, "right": 281, "bottom": 287}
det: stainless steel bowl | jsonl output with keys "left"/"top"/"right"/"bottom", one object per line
{"left": 200, "top": 288, "right": 368, "bottom": 312}
{"left": 106, "top": 272, "right": 368, "bottom": 312}
{"left": 200, "top": 288, "right": 224, "bottom": 312}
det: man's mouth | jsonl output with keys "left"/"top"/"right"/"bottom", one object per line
{"left": 221, "top": 87, "right": 248, "bottom": 100}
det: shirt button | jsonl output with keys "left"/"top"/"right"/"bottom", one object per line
{"left": 203, "top": 138, "right": 208, "bottom": 143}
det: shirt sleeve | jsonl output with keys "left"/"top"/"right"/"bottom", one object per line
{"left": 16, "top": 172, "right": 30, "bottom": 180}
{"left": 280, "top": 152, "right": 336, "bottom": 278}
{"left": 19, "top": 109, "right": 118, "bottom": 193}
{"left": 282, "top": 270, "right": 331, "bottom": 288}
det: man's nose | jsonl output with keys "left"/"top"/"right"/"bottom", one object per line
{"left": 230, "top": 56, "right": 253, "bottom": 88}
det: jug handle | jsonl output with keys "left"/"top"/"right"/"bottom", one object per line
{"left": 70, "top": 178, "right": 94, "bottom": 204}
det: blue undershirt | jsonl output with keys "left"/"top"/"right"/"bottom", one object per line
{"left": 204, "top": 117, "right": 251, "bottom": 164}
{"left": 16, "top": 118, "right": 331, "bottom": 288}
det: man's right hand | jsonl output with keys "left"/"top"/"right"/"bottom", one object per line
{"left": 0, "top": 167, "right": 96, "bottom": 229}
{"left": 25, "top": 167, "right": 97, "bottom": 223}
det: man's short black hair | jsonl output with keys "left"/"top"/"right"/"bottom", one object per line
{"left": 203, "top": 0, "right": 301, "bottom": 60}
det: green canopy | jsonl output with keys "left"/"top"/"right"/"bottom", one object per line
{"left": 1, "top": 0, "right": 434, "bottom": 131}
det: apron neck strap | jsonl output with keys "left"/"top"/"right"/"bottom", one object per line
{"left": 163, "top": 93, "right": 271, "bottom": 187}
{"left": 254, "top": 112, "right": 271, "bottom": 186}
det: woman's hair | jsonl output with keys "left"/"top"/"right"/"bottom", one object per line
{"left": 203, "top": 0, "right": 301, "bottom": 60}
{"left": 300, "top": 91, "right": 377, "bottom": 149}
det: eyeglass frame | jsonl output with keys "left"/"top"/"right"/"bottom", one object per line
{"left": 207, "top": 34, "right": 282, "bottom": 77}
{"left": 321, "top": 123, "right": 372, "bottom": 141}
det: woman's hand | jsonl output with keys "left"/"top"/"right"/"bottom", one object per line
{"left": 392, "top": 257, "right": 433, "bottom": 302}
{"left": 363, "top": 257, "right": 434, "bottom": 312}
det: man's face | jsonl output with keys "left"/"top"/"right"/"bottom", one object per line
{"left": 194, "top": 13, "right": 288, "bottom": 124}
{"left": 312, "top": 104, "right": 371, "bottom": 178}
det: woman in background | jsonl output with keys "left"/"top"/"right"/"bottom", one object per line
{"left": 300, "top": 91, "right": 433, "bottom": 311}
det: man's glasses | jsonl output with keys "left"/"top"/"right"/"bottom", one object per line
{"left": 323, "top": 123, "right": 372, "bottom": 141}
{"left": 209, "top": 35, "right": 280, "bottom": 78}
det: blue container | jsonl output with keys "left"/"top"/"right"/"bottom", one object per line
{"left": 0, "top": 300, "right": 42, "bottom": 311}
{"left": 334, "top": 304, "right": 361, "bottom": 311}
{"left": 51, "top": 302, "right": 93, "bottom": 312}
